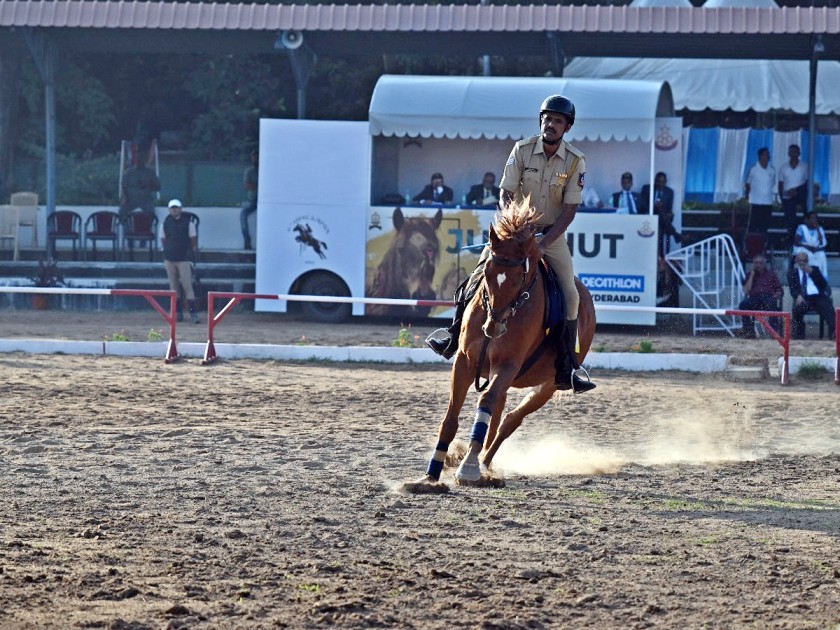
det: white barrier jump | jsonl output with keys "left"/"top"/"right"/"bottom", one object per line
{"left": 0, "top": 286, "right": 180, "bottom": 362}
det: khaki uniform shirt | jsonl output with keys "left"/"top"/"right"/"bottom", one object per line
{"left": 499, "top": 136, "right": 585, "bottom": 227}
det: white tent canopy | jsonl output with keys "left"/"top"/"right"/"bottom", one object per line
{"left": 564, "top": 57, "right": 840, "bottom": 115}
{"left": 368, "top": 75, "right": 674, "bottom": 142}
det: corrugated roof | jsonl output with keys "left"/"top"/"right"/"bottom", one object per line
{"left": 1, "top": 1, "right": 839, "bottom": 34}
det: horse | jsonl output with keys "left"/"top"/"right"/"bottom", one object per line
{"left": 294, "top": 223, "right": 328, "bottom": 259}
{"left": 404, "top": 199, "right": 596, "bottom": 492}
{"left": 366, "top": 207, "right": 442, "bottom": 317}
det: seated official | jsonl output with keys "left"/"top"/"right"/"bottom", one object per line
{"left": 611, "top": 172, "right": 641, "bottom": 214}
{"left": 736, "top": 253, "right": 782, "bottom": 338}
{"left": 466, "top": 172, "right": 500, "bottom": 206}
{"left": 788, "top": 252, "right": 836, "bottom": 340}
{"left": 413, "top": 172, "right": 454, "bottom": 205}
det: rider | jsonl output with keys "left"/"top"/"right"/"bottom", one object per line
{"left": 427, "top": 95, "right": 595, "bottom": 393}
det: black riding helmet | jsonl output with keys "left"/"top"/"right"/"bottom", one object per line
{"left": 539, "top": 95, "right": 575, "bottom": 127}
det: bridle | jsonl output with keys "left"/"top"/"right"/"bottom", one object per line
{"left": 481, "top": 251, "right": 538, "bottom": 327}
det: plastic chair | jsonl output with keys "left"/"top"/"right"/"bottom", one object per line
{"left": 47, "top": 211, "right": 83, "bottom": 260}
{"left": 10, "top": 191, "right": 39, "bottom": 247}
{"left": 124, "top": 211, "right": 159, "bottom": 261}
{"left": 0, "top": 205, "right": 20, "bottom": 261}
{"left": 84, "top": 211, "right": 120, "bottom": 261}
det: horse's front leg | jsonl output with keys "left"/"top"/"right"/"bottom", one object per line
{"left": 421, "top": 353, "right": 472, "bottom": 484}
{"left": 456, "top": 364, "right": 517, "bottom": 483}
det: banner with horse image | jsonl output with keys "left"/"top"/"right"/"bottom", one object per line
{"left": 365, "top": 206, "right": 496, "bottom": 318}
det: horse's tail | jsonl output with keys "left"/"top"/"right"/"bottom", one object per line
{"left": 574, "top": 277, "right": 595, "bottom": 362}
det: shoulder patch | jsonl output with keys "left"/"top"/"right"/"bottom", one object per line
{"left": 506, "top": 155, "right": 516, "bottom": 166}
{"left": 578, "top": 172, "right": 585, "bottom": 188}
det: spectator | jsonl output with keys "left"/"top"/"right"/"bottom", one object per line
{"left": 160, "top": 199, "right": 200, "bottom": 324}
{"left": 793, "top": 211, "right": 828, "bottom": 281}
{"left": 413, "top": 172, "right": 453, "bottom": 205}
{"left": 778, "top": 144, "right": 809, "bottom": 247}
{"left": 642, "top": 171, "right": 682, "bottom": 255}
{"left": 736, "top": 253, "right": 783, "bottom": 339}
{"left": 119, "top": 150, "right": 160, "bottom": 224}
{"left": 743, "top": 147, "right": 776, "bottom": 236}
{"left": 241, "top": 150, "right": 258, "bottom": 250}
{"left": 466, "top": 172, "right": 500, "bottom": 206}
{"left": 611, "top": 172, "right": 640, "bottom": 214}
{"left": 788, "top": 251, "right": 835, "bottom": 340}
{"left": 581, "top": 185, "right": 604, "bottom": 209}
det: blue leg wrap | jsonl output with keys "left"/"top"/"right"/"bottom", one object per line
{"left": 426, "top": 439, "right": 449, "bottom": 480}
{"left": 469, "top": 407, "right": 491, "bottom": 444}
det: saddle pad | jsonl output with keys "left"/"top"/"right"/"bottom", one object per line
{"left": 540, "top": 259, "right": 566, "bottom": 336}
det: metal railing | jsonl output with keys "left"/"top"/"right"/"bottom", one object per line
{"left": 665, "top": 233, "right": 745, "bottom": 336}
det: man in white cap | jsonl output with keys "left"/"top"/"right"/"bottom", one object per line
{"left": 160, "top": 199, "right": 200, "bottom": 323}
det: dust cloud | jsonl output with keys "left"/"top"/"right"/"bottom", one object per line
{"left": 493, "top": 402, "right": 840, "bottom": 477}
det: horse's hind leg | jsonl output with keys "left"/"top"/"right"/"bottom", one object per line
{"left": 481, "top": 382, "right": 555, "bottom": 469}
{"left": 484, "top": 392, "right": 507, "bottom": 458}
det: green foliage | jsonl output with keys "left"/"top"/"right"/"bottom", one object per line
{"left": 105, "top": 330, "right": 130, "bottom": 342}
{"left": 18, "top": 58, "right": 115, "bottom": 157}
{"left": 392, "top": 326, "right": 414, "bottom": 348}
{"left": 147, "top": 328, "right": 164, "bottom": 342}
{"left": 632, "top": 340, "right": 654, "bottom": 353}
{"left": 797, "top": 361, "right": 828, "bottom": 380}
{"left": 188, "top": 55, "right": 286, "bottom": 160}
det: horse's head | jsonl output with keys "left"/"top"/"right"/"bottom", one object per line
{"left": 481, "top": 200, "right": 541, "bottom": 339}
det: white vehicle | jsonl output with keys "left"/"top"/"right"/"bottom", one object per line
{"left": 256, "top": 75, "right": 682, "bottom": 325}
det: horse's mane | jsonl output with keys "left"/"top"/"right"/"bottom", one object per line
{"left": 494, "top": 198, "right": 540, "bottom": 243}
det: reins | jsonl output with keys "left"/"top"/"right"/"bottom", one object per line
{"left": 474, "top": 250, "right": 539, "bottom": 392}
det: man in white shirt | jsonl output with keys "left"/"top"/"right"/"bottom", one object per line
{"left": 778, "top": 144, "right": 809, "bottom": 247}
{"left": 581, "top": 185, "right": 603, "bottom": 209}
{"left": 743, "top": 147, "right": 776, "bottom": 236}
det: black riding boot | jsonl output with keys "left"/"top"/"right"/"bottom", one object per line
{"left": 188, "top": 300, "right": 200, "bottom": 324}
{"left": 426, "top": 297, "right": 466, "bottom": 360}
{"left": 554, "top": 319, "right": 596, "bottom": 393}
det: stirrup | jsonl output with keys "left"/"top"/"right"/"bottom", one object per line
{"left": 570, "top": 365, "right": 596, "bottom": 393}
{"left": 425, "top": 329, "right": 455, "bottom": 359}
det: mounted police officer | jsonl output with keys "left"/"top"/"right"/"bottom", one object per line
{"left": 427, "top": 95, "right": 595, "bottom": 393}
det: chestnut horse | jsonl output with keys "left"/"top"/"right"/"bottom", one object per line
{"left": 410, "top": 200, "right": 596, "bottom": 490}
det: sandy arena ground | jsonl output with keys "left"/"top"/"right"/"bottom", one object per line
{"left": 1, "top": 309, "right": 839, "bottom": 628}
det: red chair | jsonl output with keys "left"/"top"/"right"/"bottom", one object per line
{"left": 84, "top": 211, "right": 120, "bottom": 261}
{"left": 124, "top": 211, "right": 159, "bottom": 261}
{"left": 47, "top": 211, "right": 83, "bottom": 260}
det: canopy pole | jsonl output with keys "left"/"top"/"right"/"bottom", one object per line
{"left": 275, "top": 31, "right": 315, "bottom": 120}
{"left": 23, "top": 27, "right": 57, "bottom": 257}
{"left": 649, "top": 133, "right": 655, "bottom": 216}
{"left": 480, "top": 0, "right": 490, "bottom": 76}
{"left": 807, "top": 35, "right": 823, "bottom": 216}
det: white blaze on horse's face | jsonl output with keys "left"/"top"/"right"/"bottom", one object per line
{"left": 496, "top": 271, "right": 507, "bottom": 287}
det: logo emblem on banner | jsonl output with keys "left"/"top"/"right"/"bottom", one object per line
{"left": 637, "top": 221, "right": 655, "bottom": 238}
{"left": 655, "top": 125, "right": 678, "bottom": 151}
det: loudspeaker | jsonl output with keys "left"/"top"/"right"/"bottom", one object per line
{"left": 280, "top": 30, "right": 304, "bottom": 50}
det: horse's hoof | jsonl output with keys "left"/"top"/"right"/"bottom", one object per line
{"left": 399, "top": 476, "right": 450, "bottom": 495}
{"left": 455, "top": 461, "right": 481, "bottom": 483}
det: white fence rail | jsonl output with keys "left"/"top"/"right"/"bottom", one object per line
{"left": 665, "top": 233, "right": 746, "bottom": 336}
